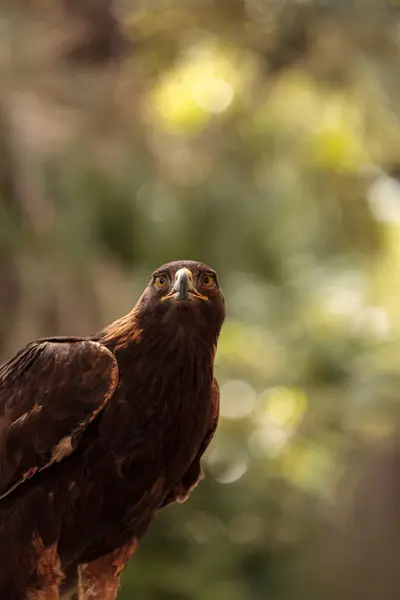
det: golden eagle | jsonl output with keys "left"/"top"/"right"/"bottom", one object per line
{"left": 0, "top": 260, "right": 225, "bottom": 600}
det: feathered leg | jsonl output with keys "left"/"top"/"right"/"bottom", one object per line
{"left": 25, "top": 539, "right": 64, "bottom": 600}
{"left": 26, "top": 587, "right": 60, "bottom": 600}
{"left": 78, "top": 539, "right": 138, "bottom": 600}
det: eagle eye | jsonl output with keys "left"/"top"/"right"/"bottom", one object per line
{"left": 155, "top": 274, "right": 169, "bottom": 290}
{"left": 200, "top": 273, "right": 215, "bottom": 289}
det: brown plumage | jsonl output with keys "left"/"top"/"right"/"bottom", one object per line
{"left": 0, "top": 260, "right": 225, "bottom": 600}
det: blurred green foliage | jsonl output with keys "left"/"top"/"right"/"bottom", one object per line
{"left": 2, "top": 1, "right": 400, "bottom": 598}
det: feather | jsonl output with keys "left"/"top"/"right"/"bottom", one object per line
{"left": 0, "top": 339, "right": 119, "bottom": 499}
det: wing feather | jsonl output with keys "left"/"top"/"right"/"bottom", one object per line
{"left": 201, "top": 377, "right": 219, "bottom": 450}
{"left": 0, "top": 338, "right": 119, "bottom": 500}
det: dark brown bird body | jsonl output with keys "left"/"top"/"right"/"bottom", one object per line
{"left": 0, "top": 260, "right": 225, "bottom": 600}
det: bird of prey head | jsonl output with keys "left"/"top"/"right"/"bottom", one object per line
{"left": 140, "top": 260, "right": 225, "bottom": 330}
{"left": 102, "top": 260, "right": 226, "bottom": 353}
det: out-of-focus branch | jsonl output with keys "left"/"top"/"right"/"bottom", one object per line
{"left": 60, "top": 0, "right": 132, "bottom": 65}
{"left": 1, "top": 0, "right": 131, "bottom": 67}
{"left": 324, "top": 440, "right": 400, "bottom": 600}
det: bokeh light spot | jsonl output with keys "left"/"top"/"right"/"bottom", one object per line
{"left": 258, "top": 386, "right": 308, "bottom": 429}
{"left": 220, "top": 379, "right": 257, "bottom": 420}
{"left": 215, "top": 460, "right": 248, "bottom": 484}
{"left": 193, "top": 77, "right": 234, "bottom": 113}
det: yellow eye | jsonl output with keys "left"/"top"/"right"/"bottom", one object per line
{"left": 155, "top": 274, "right": 168, "bottom": 289}
{"left": 201, "top": 273, "right": 214, "bottom": 288}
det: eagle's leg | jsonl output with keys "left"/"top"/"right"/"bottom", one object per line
{"left": 25, "top": 538, "right": 64, "bottom": 600}
{"left": 26, "top": 586, "right": 60, "bottom": 600}
{"left": 78, "top": 538, "right": 138, "bottom": 600}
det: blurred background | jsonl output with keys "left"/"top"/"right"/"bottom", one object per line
{"left": 2, "top": 1, "right": 400, "bottom": 598}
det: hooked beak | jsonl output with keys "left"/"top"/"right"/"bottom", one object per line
{"left": 162, "top": 268, "right": 208, "bottom": 302}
